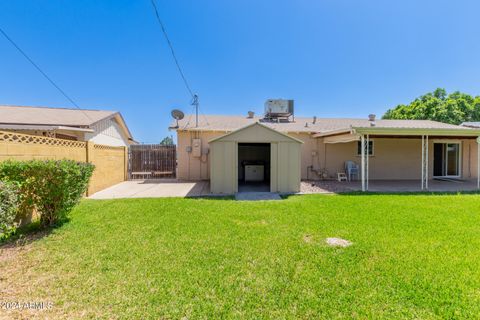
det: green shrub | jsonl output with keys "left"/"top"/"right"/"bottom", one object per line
{"left": 0, "top": 160, "right": 95, "bottom": 227}
{"left": 0, "top": 181, "right": 20, "bottom": 239}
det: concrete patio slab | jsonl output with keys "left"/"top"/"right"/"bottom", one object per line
{"left": 301, "top": 179, "right": 480, "bottom": 193}
{"left": 90, "top": 178, "right": 480, "bottom": 200}
{"left": 89, "top": 179, "right": 210, "bottom": 199}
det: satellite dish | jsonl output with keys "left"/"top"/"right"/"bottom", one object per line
{"left": 171, "top": 109, "right": 184, "bottom": 120}
{"left": 169, "top": 109, "right": 184, "bottom": 130}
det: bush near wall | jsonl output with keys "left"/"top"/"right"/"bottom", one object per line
{"left": 0, "top": 160, "right": 95, "bottom": 228}
{"left": 0, "top": 181, "right": 20, "bottom": 240}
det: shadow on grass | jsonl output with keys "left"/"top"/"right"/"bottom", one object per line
{"left": 340, "top": 190, "right": 480, "bottom": 196}
{"left": 0, "top": 217, "right": 70, "bottom": 248}
{"left": 187, "top": 195, "right": 235, "bottom": 200}
{"left": 282, "top": 190, "right": 480, "bottom": 199}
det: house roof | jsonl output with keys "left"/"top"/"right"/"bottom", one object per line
{"left": 0, "top": 105, "right": 134, "bottom": 141}
{"left": 175, "top": 114, "right": 469, "bottom": 134}
{"left": 0, "top": 124, "right": 94, "bottom": 133}
{"left": 461, "top": 122, "right": 480, "bottom": 128}
{"left": 0, "top": 105, "right": 116, "bottom": 126}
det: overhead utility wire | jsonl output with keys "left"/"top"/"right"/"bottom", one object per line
{"left": 0, "top": 27, "right": 91, "bottom": 120}
{"left": 150, "top": 0, "right": 209, "bottom": 127}
{"left": 150, "top": 0, "right": 194, "bottom": 98}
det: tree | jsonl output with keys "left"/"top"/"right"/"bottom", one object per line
{"left": 160, "top": 136, "right": 174, "bottom": 145}
{"left": 382, "top": 88, "right": 480, "bottom": 124}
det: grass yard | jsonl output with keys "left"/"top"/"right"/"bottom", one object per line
{"left": 2, "top": 194, "right": 480, "bottom": 319}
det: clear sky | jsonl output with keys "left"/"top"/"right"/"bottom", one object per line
{"left": 1, "top": 0, "right": 479, "bottom": 143}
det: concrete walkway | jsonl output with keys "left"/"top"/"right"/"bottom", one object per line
{"left": 235, "top": 192, "right": 282, "bottom": 201}
{"left": 89, "top": 179, "right": 210, "bottom": 199}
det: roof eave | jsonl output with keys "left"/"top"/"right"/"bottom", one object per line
{"left": 352, "top": 127, "right": 480, "bottom": 136}
{"left": 311, "top": 128, "right": 353, "bottom": 138}
{"left": 0, "top": 124, "right": 94, "bottom": 133}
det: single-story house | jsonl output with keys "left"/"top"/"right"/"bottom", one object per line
{"left": 0, "top": 105, "right": 135, "bottom": 146}
{"left": 172, "top": 101, "right": 480, "bottom": 194}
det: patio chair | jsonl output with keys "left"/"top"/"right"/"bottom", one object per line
{"left": 337, "top": 172, "right": 347, "bottom": 182}
{"left": 345, "top": 161, "right": 359, "bottom": 181}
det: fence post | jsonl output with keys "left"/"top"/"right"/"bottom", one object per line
{"left": 86, "top": 141, "right": 95, "bottom": 196}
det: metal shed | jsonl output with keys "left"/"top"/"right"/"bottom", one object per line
{"left": 209, "top": 122, "right": 303, "bottom": 194}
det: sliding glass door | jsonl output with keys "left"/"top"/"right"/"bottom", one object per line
{"left": 433, "top": 143, "right": 460, "bottom": 177}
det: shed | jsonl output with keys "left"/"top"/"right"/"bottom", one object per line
{"left": 209, "top": 122, "right": 303, "bottom": 194}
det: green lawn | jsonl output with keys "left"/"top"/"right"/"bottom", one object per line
{"left": 3, "top": 194, "right": 480, "bottom": 319}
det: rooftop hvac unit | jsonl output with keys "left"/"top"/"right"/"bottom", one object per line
{"left": 264, "top": 99, "right": 294, "bottom": 120}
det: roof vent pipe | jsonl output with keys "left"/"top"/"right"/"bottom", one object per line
{"left": 313, "top": 116, "right": 317, "bottom": 124}
{"left": 369, "top": 114, "right": 376, "bottom": 127}
{"left": 247, "top": 111, "right": 255, "bottom": 118}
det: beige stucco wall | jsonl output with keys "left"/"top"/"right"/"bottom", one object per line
{"left": 176, "top": 129, "right": 479, "bottom": 183}
{"left": 177, "top": 130, "right": 222, "bottom": 180}
{"left": 316, "top": 138, "right": 478, "bottom": 180}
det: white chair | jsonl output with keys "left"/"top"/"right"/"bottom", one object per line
{"left": 337, "top": 172, "right": 347, "bottom": 182}
{"left": 345, "top": 161, "right": 359, "bottom": 181}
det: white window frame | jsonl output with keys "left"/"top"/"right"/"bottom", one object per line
{"left": 432, "top": 140, "right": 462, "bottom": 178}
{"left": 356, "top": 140, "right": 374, "bottom": 156}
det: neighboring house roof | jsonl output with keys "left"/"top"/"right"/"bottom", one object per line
{"left": 0, "top": 124, "right": 94, "bottom": 132}
{"left": 174, "top": 114, "right": 470, "bottom": 134}
{"left": 0, "top": 105, "right": 134, "bottom": 141}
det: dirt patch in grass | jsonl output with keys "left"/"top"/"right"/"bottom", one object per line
{"left": 0, "top": 231, "right": 57, "bottom": 319}
{"left": 0, "top": 231, "right": 49, "bottom": 264}
{"left": 303, "top": 234, "right": 314, "bottom": 243}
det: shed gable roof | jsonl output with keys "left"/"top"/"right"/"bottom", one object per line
{"left": 209, "top": 122, "right": 303, "bottom": 144}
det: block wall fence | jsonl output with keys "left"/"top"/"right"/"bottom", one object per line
{"left": 0, "top": 131, "right": 127, "bottom": 195}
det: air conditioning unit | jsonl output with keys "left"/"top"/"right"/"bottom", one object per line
{"left": 264, "top": 99, "right": 294, "bottom": 119}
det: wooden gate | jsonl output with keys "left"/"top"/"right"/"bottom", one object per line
{"left": 128, "top": 144, "right": 176, "bottom": 179}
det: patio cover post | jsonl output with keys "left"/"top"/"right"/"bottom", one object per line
{"left": 421, "top": 135, "right": 429, "bottom": 190}
{"left": 361, "top": 134, "right": 365, "bottom": 191}
{"left": 477, "top": 137, "right": 480, "bottom": 189}
{"left": 421, "top": 135, "right": 424, "bottom": 190}
{"left": 425, "top": 135, "right": 429, "bottom": 189}
{"left": 366, "top": 134, "right": 370, "bottom": 190}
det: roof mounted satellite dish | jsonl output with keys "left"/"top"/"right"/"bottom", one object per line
{"left": 169, "top": 109, "right": 184, "bottom": 129}
{"left": 171, "top": 109, "right": 185, "bottom": 120}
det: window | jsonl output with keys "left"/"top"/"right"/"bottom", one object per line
{"left": 357, "top": 140, "right": 374, "bottom": 156}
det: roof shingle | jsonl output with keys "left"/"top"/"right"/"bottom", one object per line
{"left": 175, "top": 114, "right": 466, "bottom": 133}
{"left": 0, "top": 105, "right": 116, "bottom": 127}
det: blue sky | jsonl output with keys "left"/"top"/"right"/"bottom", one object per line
{"left": 1, "top": 0, "right": 480, "bottom": 142}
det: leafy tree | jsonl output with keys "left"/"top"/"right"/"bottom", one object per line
{"left": 382, "top": 88, "right": 480, "bottom": 124}
{"left": 160, "top": 136, "right": 174, "bottom": 145}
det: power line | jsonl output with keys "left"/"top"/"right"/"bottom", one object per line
{"left": 150, "top": 0, "right": 194, "bottom": 98}
{"left": 0, "top": 27, "right": 89, "bottom": 118}
{"left": 149, "top": 1, "right": 209, "bottom": 128}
